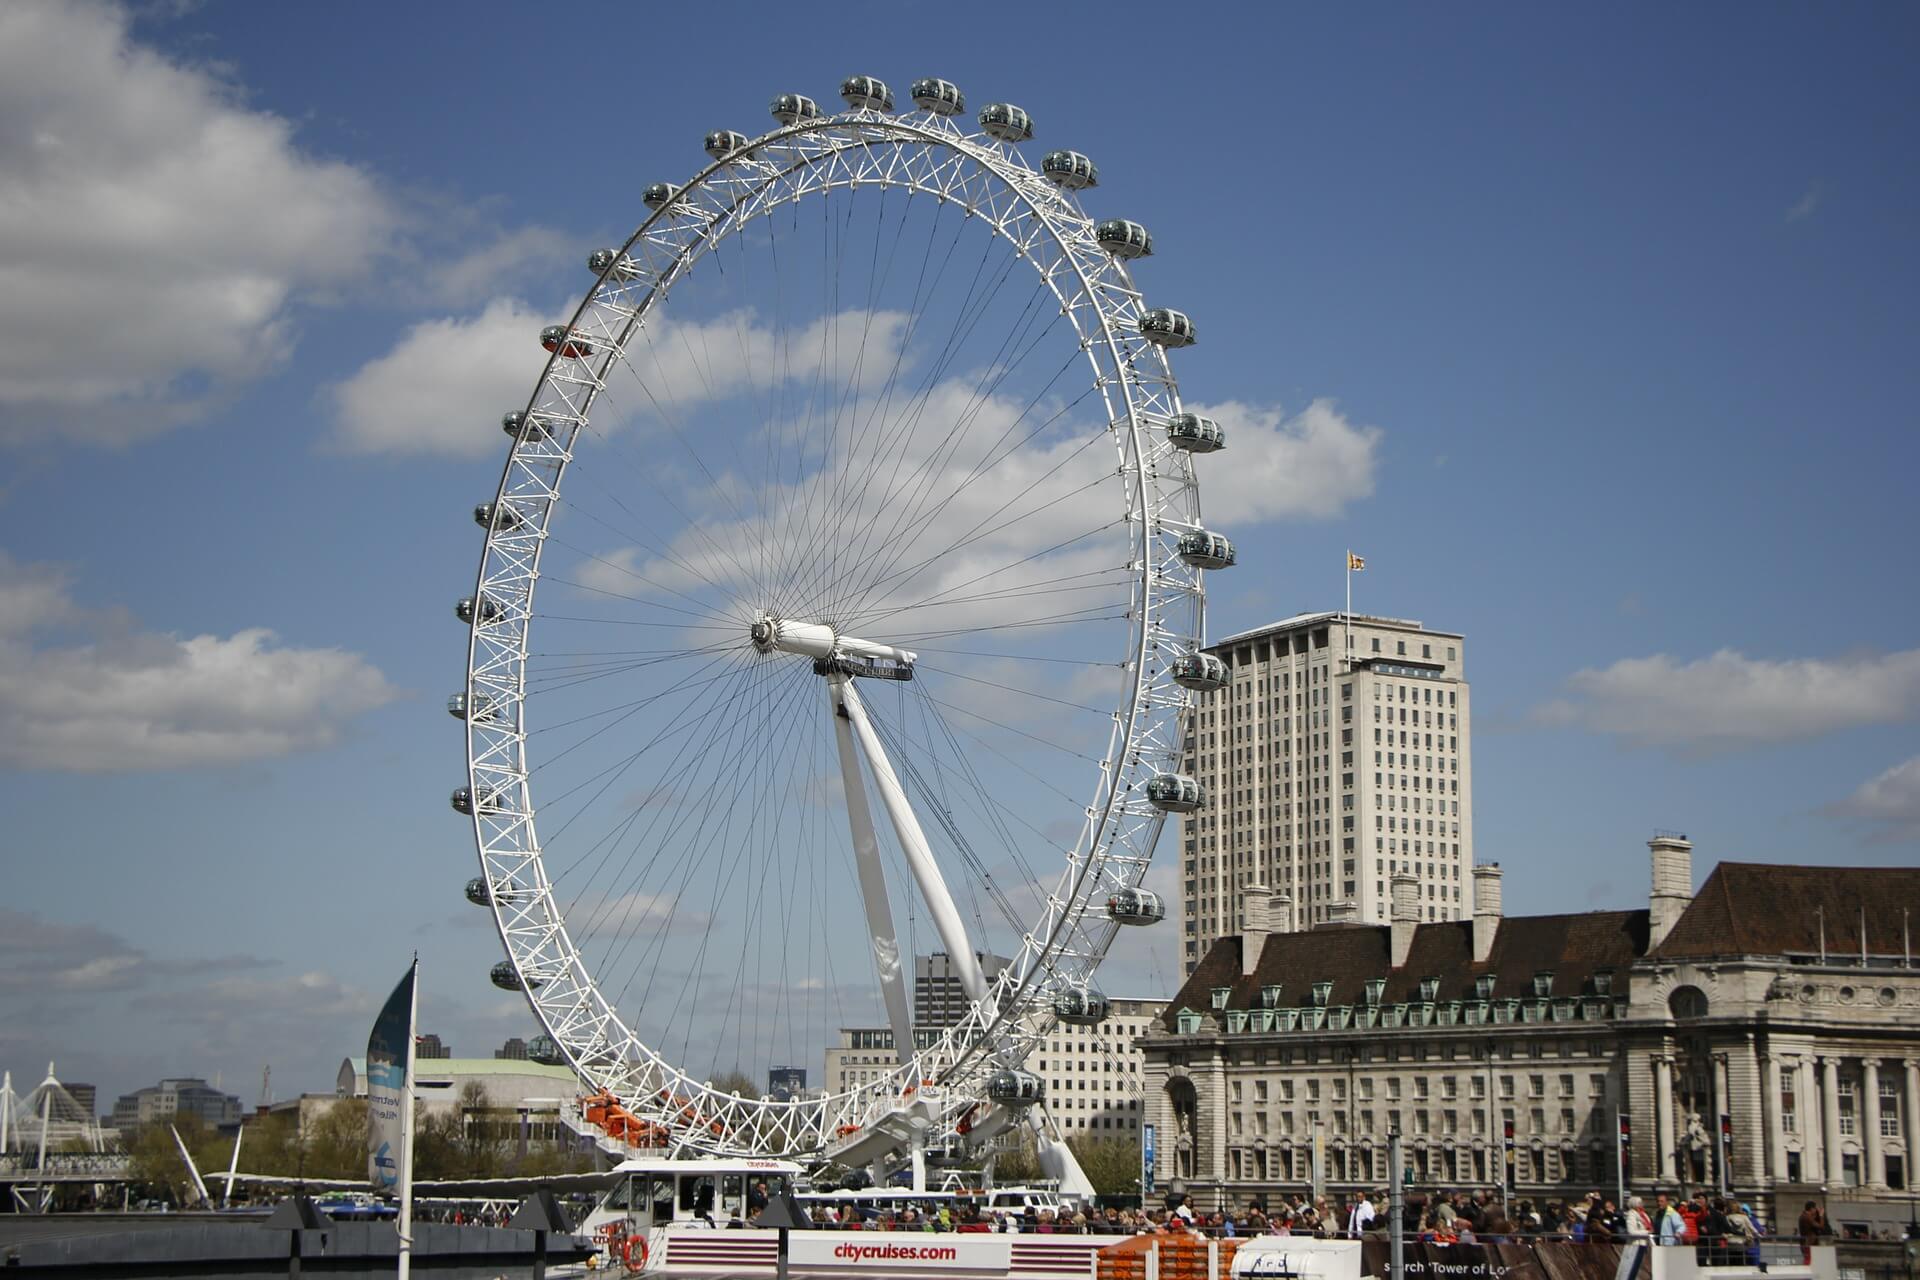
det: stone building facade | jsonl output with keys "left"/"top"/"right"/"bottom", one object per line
{"left": 1140, "top": 837, "right": 1920, "bottom": 1232}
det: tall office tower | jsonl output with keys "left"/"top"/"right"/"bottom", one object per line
{"left": 1179, "top": 612, "right": 1472, "bottom": 972}
{"left": 914, "top": 951, "right": 1012, "bottom": 1028}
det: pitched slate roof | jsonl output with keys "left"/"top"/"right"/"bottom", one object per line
{"left": 1160, "top": 909, "right": 1648, "bottom": 1031}
{"left": 1653, "top": 862, "right": 1920, "bottom": 960}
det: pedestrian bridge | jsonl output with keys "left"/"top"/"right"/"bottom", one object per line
{"left": 0, "top": 1152, "right": 133, "bottom": 1184}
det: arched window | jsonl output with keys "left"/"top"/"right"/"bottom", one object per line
{"left": 1668, "top": 986, "right": 1708, "bottom": 1020}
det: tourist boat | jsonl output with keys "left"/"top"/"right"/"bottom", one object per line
{"left": 576, "top": 1156, "right": 1123, "bottom": 1276}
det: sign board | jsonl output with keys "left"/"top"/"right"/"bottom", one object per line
{"left": 789, "top": 1235, "right": 1010, "bottom": 1272}
{"left": 1141, "top": 1123, "right": 1156, "bottom": 1197}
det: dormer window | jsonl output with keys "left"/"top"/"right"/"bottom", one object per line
{"left": 1211, "top": 986, "right": 1231, "bottom": 1010}
{"left": 1364, "top": 978, "right": 1386, "bottom": 1006}
{"left": 1261, "top": 984, "right": 1284, "bottom": 1009}
{"left": 1532, "top": 970, "right": 1554, "bottom": 997}
{"left": 1311, "top": 981, "right": 1333, "bottom": 1008}
{"left": 1591, "top": 970, "right": 1613, "bottom": 996}
{"left": 1418, "top": 977, "right": 1440, "bottom": 1002}
{"left": 1474, "top": 974, "right": 1495, "bottom": 1000}
{"left": 1176, "top": 1008, "right": 1202, "bottom": 1034}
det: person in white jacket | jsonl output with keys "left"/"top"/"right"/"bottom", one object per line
{"left": 1625, "top": 1196, "right": 1654, "bottom": 1238}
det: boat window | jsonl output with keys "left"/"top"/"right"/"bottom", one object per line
{"left": 722, "top": 1175, "right": 745, "bottom": 1221}
{"left": 681, "top": 1175, "right": 717, "bottom": 1217}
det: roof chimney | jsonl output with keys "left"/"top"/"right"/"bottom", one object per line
{"left": 1271, "top": 889, "right": 1293, "bottom": 938}
{"left": 1390, "top": 872, "right": 1420, "bottom": 969}
{"left": 1647, "top": 832, "right": 1694, "bottom": 949}
{"left": 1241, "top": 885, "right": 1271, "bottom": 978}
{"left": 1324, "top": 900, "right": 1359, "bottom": 926}
{"left": 1472, "top": 863, "right": 1503, "bottom": 964}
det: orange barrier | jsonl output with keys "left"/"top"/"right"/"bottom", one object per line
{"left": 1095, "top": 1234, "right": 1240, "bottom": 1280}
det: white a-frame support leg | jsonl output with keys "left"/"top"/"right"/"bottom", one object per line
{"left": 829, "top": 675, "right": 915, "bottom": 1063}
{"left": 833, "top": 679, "right": 988, "bottom": 1007}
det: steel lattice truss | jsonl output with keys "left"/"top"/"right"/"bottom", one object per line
{"left": 460, "top": 96, "right": 1216, "bottom": 1159}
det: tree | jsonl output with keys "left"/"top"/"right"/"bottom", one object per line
{"left": 709, "top": 1070, "right": 761, "bottom": 1100}
{"left": 1066, "top": 1135, "right": 1141, "bottom": 1197}
{"left": 992, "top": 1136, "right": 1042, "bottom": 1184}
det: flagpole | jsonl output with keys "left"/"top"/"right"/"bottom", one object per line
{"left": 1344, "top": 551, "right": 1353, "bottom": 673}
{"left": 398, "top": 958, "right": 418, "bottom": 1280}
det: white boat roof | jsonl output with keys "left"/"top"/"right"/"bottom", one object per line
{"left": 608, "top": 1156, "right": 804, "bottom": 1176}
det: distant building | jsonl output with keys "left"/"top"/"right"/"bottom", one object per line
{"left": 63, "top": 1083, "right": 96, "bottom": 1122}
{"left": 110, "top": 1078, "right": 242, "bottom": 1131}
{"left": 915, "top": 952, "right": 1012, "bottom": 1028}
{"left": 1034, "top": 996, "right": 1165, "bottom": 1135}
{"left": 768, "top": 1066, "right": 807, "bottom": 1102}
{"left": 823, "top": 1027, "right": 948, "bottom": 1094}
{"left": 416, "top": 1033, "right": 451, "bottom": 1060}
{"left": 337, "top": 1056, "right": 579, "bottom": 1117}
{"left": 495, "top": 1037, "right": 529, "bottom": 1061}
{"left": 1179, "top": 612, "right": 1473, "bottom": 972}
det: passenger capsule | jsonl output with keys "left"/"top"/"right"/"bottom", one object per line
{"left": 985, "top": 1069, "right": 1045, "bottom": 1107}
{"left": 490, "top": 961, "right": 543, "bottom": 992}
{"left": 978, "top": 103, "right": 1034, "bottom": 143}
{"left": 456, "top": 594, "right": 503, "bottom": 625}
{"left": 1139, "top": 308, "right": 1196, "bottom": 349}
{"left": 502, "top": 410, "right": 556, "bottom": 443}
{"left": 643, "top": 182, "right": 683, "bottom": 210}
{"left": 474, "top": 502, "right": 526, "bottom": 534}
{"left": 1170, "top": 652, "right": 1230, "bottom": 693}
{"left": 1167, "top": 413, "right": 1225, "bottom": 453}
{"left": 540, "top": 325, "right": 594, "bottom": 359}
{"left": 446, "top": 691, "right": 497, "bottom": 722}
{"left": 1106, "top": 887, "right": 1166, "bottom": 926}
{"left": 704, "top": 130, "right": 750, "bottom": 161}
{"left": 1041, "top": 150, "right": 1098, "bottom": 191}
{"left": 1095, "top": 219, "right": 1154, "bottom": 260}
{"left": 840, "top": 75, "right": 894, "bottom": 113}
{"left": 587, "top": 248, "right": 639, "bottom": 281}
{"left": 1145, "top": 773, "right": 1205, "bottom": 814}
{"left": 1176, "top": 530, "right": 1235, "bottom": 571}
{"left": 770, "top": 93, "right": 820, "bottom": 125}
{"left": 450, "top": 785, "right": 504, "bottom": 817}
{"left": 465, "top": 877, "right": 491, "bottom": 907}
{"left": 909, "top": 78, "right": 965, "bottom": 116}
{"left": 528, "top": 1034, "right": 565, "bottom": 1065}
{"left": 1054, "top": 988, "right": 1111, "bottom": 1026}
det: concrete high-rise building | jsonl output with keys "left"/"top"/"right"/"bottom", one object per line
{"left": 416, "top": 1033, "right": 450, "bottom": 1060}
{"left": 914, "top": 951, "right": 1012, "bottom": 1028}
{"left": 110, "top": 1078, "right": 242, "bottom": 1131}
{"left": 1179, "top": 611, "right": 1472, "bottom": 972}
{"left": 494, "top": 1037, "right": 529, "bottom": 1061}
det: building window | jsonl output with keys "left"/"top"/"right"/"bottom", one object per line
{"left": 1838, "top": 1078, "right": 1857, "bottom": 1137}
{"left": 1782, "top": 1076, "right": 1796, "bottom": 1134}
{"left": 1881, "top": 1078, "right": 1901, "bottom": 1137}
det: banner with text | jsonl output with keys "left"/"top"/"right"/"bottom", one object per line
{"left": 365, "top": 960, "right": 417, "bottom": 1192}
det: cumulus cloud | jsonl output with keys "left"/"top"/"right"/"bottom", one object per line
{"left": 0, "top": 2, "right": 400, "bottom": 442}
{"left": 1824, "top": 756, "right": 1920, "bottom": 843}
{"left": 1536, "top": 646, "right": 1920, "bottom": 754}
{"left": 0, "top": 551, "right": 400, "bottom": 771}
{"left": 1185, "top": 398, "right": 1382, "bottom": 522}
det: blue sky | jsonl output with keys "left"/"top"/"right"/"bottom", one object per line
{"left": 1, "top": 2, "right": 1915, "bottom": 1111}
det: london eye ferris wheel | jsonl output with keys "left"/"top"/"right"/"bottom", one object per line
{"left": 453, "top": 75, "right": 1235, "bottom": 1173}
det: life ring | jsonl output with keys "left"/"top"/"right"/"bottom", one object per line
{"left": 618, "top": 1233, "right": 648, "bottom": 1274}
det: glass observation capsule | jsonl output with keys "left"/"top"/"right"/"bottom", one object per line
{"left": 528, "top": 1034, "right": 564, "bottom": 1065}
{"left": 643, "top": 182, "right": 683, "bottom": 209}
{"left": 465, "top": 876, "right": 491, "bottom": 907}
{"left": 1095, "top": 219, "right": 1154, "bottom": 260}
{"left": 450, "top": 785, "right": 504, "bottom": 817}
{"left": 1176, "top": 530, "right": 1236, "bottom": 570}
{"left": 587, "top": 248, "right": 639, "bottom": 281}
{"left": 490, "top": 961, "right": 542, "bottom": 992}
{"left": 1139, "top": 308, "right": 1195, "bottom": 349}
{"left": 985, "top": 1069, "right": 1045, "bottom": 1106}
{"left": 840, "top": 75, "right": 894, "bottom": 112}
{"left": 1107, "top": 887, "right": 1166, "bottom": 926}
{"left": 704, "top": 130, "right": 750, "bottom": 161}
{"left": 1041, "top": 150, "right": 1098, "bottom": 191}
{"left": 1055, "top": 988, "right": 1111, "bottom": 1026}
{"left": 540, "top": 325, "right": 593, "bottom": 359}
{"left": 770, "top": 93, "right": 819, "bottom": 125}
{"left": 502, "top": 410, "right": 555, "bottom": 442}
{"left": 1145, "top": 773, "right": 1205, "bottom": 814}
{"left": 1170, "top": 651, "right": 1230, "bottom": 693}
{"left": 474, "top": 502, "right": 525, "bottom": 534}
{"left": 978, "top": 103, "right": 1034, "bottom": 143}
{"left": 909, "top": 78, "right": 965, "bottom": 115}
{"left": 446, "top": 691, "right": 496, "bottom": 722}
{"left": 456, "top": 594, "right": 502, "bottom": 625}
{"left": 1167, "top": 413, "right": 1225, "bottom": 453}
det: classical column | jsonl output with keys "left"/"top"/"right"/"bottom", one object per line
{"left": 1821, "top": 1057, "right": 1843, "bottom": 1187}
{"left": 1862, "top": 1059, "right": 1884, "bottom": 1188}
{"left": 1800, "top": 1058, "right": 1822, "bottom": 1183}
{"left": 1656, "top": 1056, "right": 1676, "bottom": 1183}
{"left": 1765, "top": 1055, "right": 1787, "bottom": 1184}
{"left": 1714, "top": 1053, "right": 1733, "bottom": 1190}
{"left": 1907, "top": 1060, "right": 1920, "bottom": 1177}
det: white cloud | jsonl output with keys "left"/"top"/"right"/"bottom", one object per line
{"left": 327, "top": 297, "right": 551, "bottom": 457}
{"left": 0, "top": 2, "right": 399, "bottom": 443}
{"left": 1785, "top": 182, "right": 1823, "bottom": 224}
{"left": 1824, "top": 756, "right": 1920, "bottom": 842}
{"left": 0, "top": 551, "right": 401, "bottom": 772}
{"left": 1185, "top": 398, "right": 1382, "bottom": 522}
{"left": 418, "top": 226, "right": 575, "bottom": 309}
{"left": 1536, "top": 646, "right": 1920, "bottom": 753}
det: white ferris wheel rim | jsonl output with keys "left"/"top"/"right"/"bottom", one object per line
{"left": 459, "top": 89, "right": 1216, "bottom": 1159}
